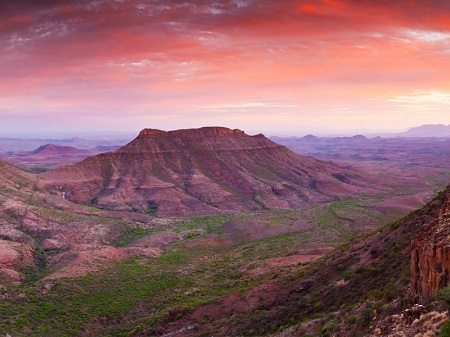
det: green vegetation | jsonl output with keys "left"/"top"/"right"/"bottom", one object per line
{"left": 21, "top": 247, "right": 50, "bottom": 284}
{"left": 435, "top": 286, "right": 450, "bottom": 311}
{"left": 1, "top": 259, "right": 181, "bottom": 336}
{"left": 176, "top": 214, "right": 251, "bottom": 234}
{"left": 0, "top": 190, "right": 439, "bottom": 336}
{"left": 0, "top": 232, "right": 260, "bottom": 336}
{"left": 112, "top": 225, "right": 159, "bottom": 247}
{"left": 441, "top": 320, "right": 450, "bottom": 337}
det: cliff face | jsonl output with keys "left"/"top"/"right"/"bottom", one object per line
{"left": 41, "top": 127, "right": 375, "bottom": 216}
{"left": 411, "top": 187, "right": 450, "bottom": 300}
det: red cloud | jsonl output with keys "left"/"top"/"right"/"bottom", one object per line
{"left": 0, "top": 0, "right": 449, "bottom": 134}
{"left": 9, "top": 15, "right": 33, "bottom": 25}
{"left": 298, "top": 4, "right": 320, "bottom": 14}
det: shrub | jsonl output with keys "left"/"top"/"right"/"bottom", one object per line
{"left": 367, "top": 289, "right": 383, "bottom": 300}
{"left": 345, "top": 316, "right": 357, "bottom": 324}
{"left": 436, "top": 287, "right": 450, "bottom": 305}
{"left": 441, "top": 320, "right": 450, "bottom": 337}
{"left": 322, "top": 320, "right": 337, "bottom": 336}
{"left": 357, "top": 307, "right": 373, "bottom": 327}
{"left": 342, "top": 270, "right": 352, "bottom": 281}
{"left": 314, "top": 301, "right": 323, "bottom": 311}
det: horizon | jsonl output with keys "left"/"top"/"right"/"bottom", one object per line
{"left": 0, "top": 0, "right": 449, "bottom": 135}
{"left": 0, "top": 123, "right": 448, "bottom": 140}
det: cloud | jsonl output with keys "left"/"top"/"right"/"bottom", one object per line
{"left": 404, "top": 29, "right": 450, "bottom": 42}
{"left": 1, "top": 0, "right": 450, "bottom": 134}
{"left": 388, "top": 91, "right": 450, "bottom": 103}
{"left": 198, "top": 102, "right": 299, "bottom": 109}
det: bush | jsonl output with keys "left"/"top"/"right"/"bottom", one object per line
{"left": 342, "top": 270, "right": 352, "bottom": 281}
{"left": 322, "top": 320, "right": 337, "bottom": 336}
{"left": 357, "top": 308, "right": 373, "bottom": 327}
{"left": 345, "top": 315, "right": 357, "bottom": 324}
{"left": 441, "top": 320, "right": 450, "bottom": 337}
{"left": 436, "top": 286, "right": 450, "bottom": 303}
{"left": 314, "top": 301, "right": 323, "bottom": 311}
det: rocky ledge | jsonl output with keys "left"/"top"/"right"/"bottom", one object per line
{"left": 138, "top": 127, "right": 245, "bottom": 137}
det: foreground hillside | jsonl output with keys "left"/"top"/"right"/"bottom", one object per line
{"left": 41, "top": 127, "right": 378, "bottom": 216}
{"left": 1, "top": 168, "right": 450, "bottom": 336}
{"left": 150, "top": 184, "right": 450, "bottom": 336}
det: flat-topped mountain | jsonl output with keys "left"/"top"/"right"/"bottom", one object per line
{"left": 41, "top": 127, "right": 375, "bottom": 216}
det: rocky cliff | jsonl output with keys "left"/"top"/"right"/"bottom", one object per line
{"left": 411, "top": 187, "right": 450, "bottom": 300}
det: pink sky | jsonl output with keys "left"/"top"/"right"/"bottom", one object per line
{"left": 0, "top": 0, "right": 449, "bottom": 136}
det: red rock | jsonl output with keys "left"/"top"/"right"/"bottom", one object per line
{"left": 411, "top": 187, "right": 450, "bottom": 300}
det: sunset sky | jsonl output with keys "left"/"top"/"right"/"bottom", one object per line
{"left": 0, "top": 0, "right": 449, "bottom": 137}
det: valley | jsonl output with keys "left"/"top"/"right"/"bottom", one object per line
{"left": 0, "top": 128, "right": 450, "bottom": 336}
{"left": 2, "top": 0, "right": 448, "bottom": 335}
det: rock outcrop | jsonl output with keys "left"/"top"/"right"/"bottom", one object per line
{"left": 411, "top": 187, "right": 450, "bottom": 300}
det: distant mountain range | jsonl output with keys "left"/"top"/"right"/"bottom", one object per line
{"left": 271, "top": 124, "right": 450, "bottom": 138}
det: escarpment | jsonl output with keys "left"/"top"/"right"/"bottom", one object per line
{"left": 411, "top": 187, "right": 450, "bottom": 300}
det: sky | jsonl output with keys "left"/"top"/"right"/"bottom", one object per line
{"left": 0, "top": 0, "right": 449, "bottom": 137}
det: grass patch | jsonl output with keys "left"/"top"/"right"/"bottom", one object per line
{"left": 112, "top": 226, "right": 160, "bottom": 247}
{"left": 175, "top": 214, "right": 251, "bottom": 234}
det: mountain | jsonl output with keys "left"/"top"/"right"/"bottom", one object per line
{"left": 30, "top": 143, "right": 90, "bottom": 156}
{"left": 402, "top": 124, "right": 450, "bottom": 137}
{"left": 3, "top": 144, "right": 94, "bottom": 171}
{"left": 41, "top": 127, "right": 376, "bottom": 216}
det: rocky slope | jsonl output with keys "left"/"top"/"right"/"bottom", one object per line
{"left": 41, "top": 127, "right": 377, "bottom": 216}
{"left": 0, "top": 161, "right": 162, "bottom": 284}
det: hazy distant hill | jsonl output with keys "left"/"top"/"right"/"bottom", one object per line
{"left": 3, "top": 144, "right": 96, "bottom": 171}
{"left": 0, "top": 136, "right": 129, "bottom": 152}
{"left": 401, "top": 124, "right": 450, "bottom": 137}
